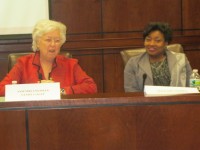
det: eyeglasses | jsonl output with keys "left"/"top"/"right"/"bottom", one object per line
{"left": 43, "top": 38, "right": 61, "bottom": 45}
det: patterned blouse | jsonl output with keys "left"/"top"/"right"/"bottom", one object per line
{"left": 150, "top": 58, "right": 171, "bottom": 86}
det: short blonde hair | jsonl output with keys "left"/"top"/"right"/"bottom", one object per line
{"left": 32, "top": 19, "right": 67, "bottom": 52}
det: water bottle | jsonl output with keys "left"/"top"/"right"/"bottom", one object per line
{"left": 189, "top": 69, "right": 200, "bottom": 88}
{"left": 12, "top": 80, "right": 17, "bottom": 84}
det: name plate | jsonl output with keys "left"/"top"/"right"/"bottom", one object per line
{"left": 5, "top": 82, "right": 61, "bottom": 102}
{"left": 144, "top": 85, "right": 199, "bottom": 97}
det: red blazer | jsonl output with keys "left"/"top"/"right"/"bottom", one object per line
{"left": 0, "top": 52, "right": 97, "bottom": 96}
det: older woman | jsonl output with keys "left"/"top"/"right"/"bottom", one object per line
{"left": 124, "top": 22, "right": 192, "bottom": 92}
{"left": 0, "top": 19, "right": 97, "bottom": 96}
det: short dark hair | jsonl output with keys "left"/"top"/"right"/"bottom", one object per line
{"left": 143, "top": 22, "right": 172, "bottom": 43}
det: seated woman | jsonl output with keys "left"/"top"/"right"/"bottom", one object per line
{"left": 0, "top": 19, "right": 97, "bottom": 96}
{"left": 124, "top": 22, "right": 192, "bottom": 92}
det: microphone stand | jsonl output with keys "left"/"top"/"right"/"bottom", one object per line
{"left": 142, "top": 73, "right": 147, "bottom": 92}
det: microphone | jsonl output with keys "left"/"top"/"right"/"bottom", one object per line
{"left": 142, "top": 73, "right": 147, "bottom": 91}
{"left": 48, "top": 72, "right": 52, "bottom": 80}
{"left": 38, "top": 73, "right": 42, "bottom": 82}
{"left": 37, "top": 67, "right": 42, "bottom": 82}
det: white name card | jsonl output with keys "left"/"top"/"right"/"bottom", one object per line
{"left": 144, "top": 85, "right": 199, "bottom": 97}
{"left": 5, "top": 82, "right": 61, "bottom": 102}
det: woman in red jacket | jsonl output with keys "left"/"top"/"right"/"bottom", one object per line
{"left": 0, "top": 19, "right": 97, "bottom": 96}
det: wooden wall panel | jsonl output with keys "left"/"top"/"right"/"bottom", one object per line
{"left": 102, "top": 0, "right": 182, "bottom": 33}
{"left": 0, "top": 42, "right": 31, "bottom": 53}
{"left": 2, "top": 94, "right": 200, "bottom": 150}
{"left": 51, "top": 0, "right": 102, "bottom": 39}
{"left": 28, "top": 106, "right": 137, "bottom": 150}
{"left": 185, "top": 51, "right": 200, "bottom": 71}
{"left": 0, "top": 53, "right": 9, "bottom": 80}
{"left": 136, "top": 104, "right": 200, "bottom": 150}
{"left": 72, "top": 50, "right": 104, "bottom": 92}
{"left": 0, "top": 110, "right": 27, "bottom": 150}
{"left": 182, "top": 30, "right": 200, "bottom": 36}
{"left": 182, "top": 0, "right": 200, "bottom": 29}
{"left": 103, "top": 49, "right": 124, "bottom": 92}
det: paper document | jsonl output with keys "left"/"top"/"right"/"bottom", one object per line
{"left": 144, "top": 85, "right": 199, "bottom": 97}
{"left": 5, "top": 82, "right": 61, "bottom": 101}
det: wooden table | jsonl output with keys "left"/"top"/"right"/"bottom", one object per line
{"left": 1, "top": 92, "right": 200, "bottom": 150}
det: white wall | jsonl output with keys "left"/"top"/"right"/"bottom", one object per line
{"left": 0, "top": 0, "right": 49, "bottom": 35}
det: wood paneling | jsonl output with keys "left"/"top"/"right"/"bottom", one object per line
{"left": 103, "top": 49, "right": 124, "bottom": 92}
{"left": 1, "top": 93, "right": 200, "bottom": 150}
{"left": 0, "top": 110, "right": 26, "bottom": 150}
{"left": 103, "top": 0, "right": 182, "bottom": 33}
{"left": 0, "top": 52, "right": 9, "bottom": 79}
{"left": 185, "top": 51, "right": 200, "bottom": 71}
{"left": 182, "top": 0, "right": 200, "bottom": 29}
{"left": 72, "top": 50, "right": 104, "bottom": 92}
{"left": 136, "top": 104, "right": 200, "bottom": 150}
{"left": 51, "top": 0, "right": 102, "bottom": 37}
{"left": 28, "top": 106, "right": 136, "bottom": 150}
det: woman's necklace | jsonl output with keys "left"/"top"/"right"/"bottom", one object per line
{"left": 150, "top": 57, "right": 166, "bottom": 70}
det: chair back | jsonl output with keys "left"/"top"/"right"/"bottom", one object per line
{"left": 8, "top": 51, "right": 72, "bottom": 72}
{"left": 120, "top": 43, "right": 184, "bottom": 66}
